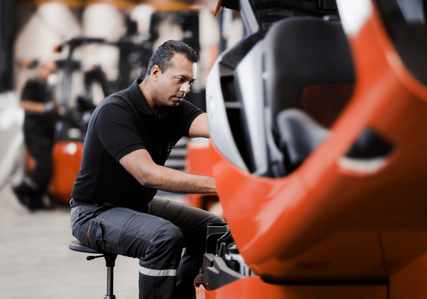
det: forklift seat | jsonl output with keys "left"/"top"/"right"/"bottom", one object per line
{"left": 262, "top": 17, "right": 355, "bottom": 176}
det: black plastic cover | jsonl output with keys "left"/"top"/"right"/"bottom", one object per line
{"left": 202, "top": 254, "right": 243, "bottom": 290}
{"left": 345, "top": 128, "right": 394, "bottom": 159}
{"left": 221, "top": 0, "right": 240, "bottom": 11}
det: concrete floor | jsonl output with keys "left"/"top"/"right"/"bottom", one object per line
{"left": 0, "top": 182, "right": 144, "bottom": 299}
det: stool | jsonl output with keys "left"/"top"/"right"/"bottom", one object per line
{"left": 69, "top": 239, "right": 118, "bottom": 299}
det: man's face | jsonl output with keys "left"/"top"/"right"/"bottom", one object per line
{"left": 37, "top": 61, "right": 56, "bottom": 81}
{"left": 153, "top": 53, "right": 197, "bottom": 108}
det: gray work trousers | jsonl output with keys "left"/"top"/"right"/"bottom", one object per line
{"left": 70, "top": 198, "right": 224, "bottom": 299}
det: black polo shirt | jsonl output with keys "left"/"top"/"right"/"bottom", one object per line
{"left": 71, "top": 79, "right": 203, "bottom": 211}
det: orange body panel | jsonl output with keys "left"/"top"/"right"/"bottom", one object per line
{"left": 209, "top": 3, "right": 427, "bottom": 283}
{"left": 25, "top": 149, "right": 36, "bottom": 173}
{"left": 390, "top": 251, "right": 427, "bottom": 299}
{"left": 184, "top": 140, "right": 217, "bottom": 209}
{"left": 49, "top": 141, "right": 83, "bottom": 204}
{"left": 196, "top": 276, "right": 387, "bottom": 299}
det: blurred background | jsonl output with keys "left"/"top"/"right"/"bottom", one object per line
{"left": 0, "top": 0, "right": 242, "bottom": 297}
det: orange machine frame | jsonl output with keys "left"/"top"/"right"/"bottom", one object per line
{"left": 197, "top": 0, "right": 427, "bottom": 298}
{"left": 184, "top": 139, "right": 221, "bottom": 214}
{"left": 49, "top": 141, "right": 83, "bottom": 204}
{"left": 25, "top": 141, "right": 83, "bottom": 204}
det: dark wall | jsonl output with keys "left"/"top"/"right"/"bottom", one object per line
{"left": 0, "top": 0, "right": 16, "bottom": 92}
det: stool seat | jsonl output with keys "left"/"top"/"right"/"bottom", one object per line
{"left": 69, "top": 239, "right": 118, "bottom": 298}
{"left": 69, "top": 239, "right": 102, "bottom": 254}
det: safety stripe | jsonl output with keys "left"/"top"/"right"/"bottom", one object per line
{"left": 139, "top": 266, "right": 177, "bottom": 277}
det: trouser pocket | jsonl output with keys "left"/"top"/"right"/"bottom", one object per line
{"left": 70, "top": 206, "right": 92, "bottom": 247}
{"left": 70, "top": 206, "right": 79, "bottom": 228}
{"left": 87, "top": 219, "right": 106, "bottom": 247}
{"left": 70, "top": 203, "right": 115, "bottom": 248}
{"left": 88, "top": 207, "right": 136, "bottom": 250}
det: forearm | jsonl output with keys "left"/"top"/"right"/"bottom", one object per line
{"left": 142, "top": 164, "right": 217, "bottom": 194}
{"left": 20, "top": 100, "right": 55, "bottom": 114}
{"left": 120, "top": 149, "right": 217, "bottom": 194}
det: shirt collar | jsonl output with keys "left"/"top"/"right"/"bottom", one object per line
{"left": 129, "top": 78, "right": 170, "bottom": 119}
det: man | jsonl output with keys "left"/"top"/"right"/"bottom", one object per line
{"left": 70, "top": 40, "right": 224, "bottom": 299}
{"left": 13, "top": 60, "right": 58, "bottom": 210}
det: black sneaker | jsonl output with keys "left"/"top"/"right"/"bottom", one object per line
{"left": 29, "top": 193, "right": 53, "bottom": 211}
{"left": 12, "top": 185, "right": 31, "bottom": 208}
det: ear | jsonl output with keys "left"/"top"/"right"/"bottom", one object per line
{"left": 150, "top": 65, "right": 161, "bottom": 82}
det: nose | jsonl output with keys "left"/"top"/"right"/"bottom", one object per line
{"left": 180, "top": 82, "right": 191, "bottom": 94}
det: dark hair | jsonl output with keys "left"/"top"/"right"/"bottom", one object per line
{"left": 145, "top": 40, "right": 198, "bottom": 78}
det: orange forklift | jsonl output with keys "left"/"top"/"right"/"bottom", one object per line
{"left": 192, "top": 0, "right": 427, "bottom": 298}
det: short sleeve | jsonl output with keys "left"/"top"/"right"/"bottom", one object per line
{"left": 178, "top": 100, "right": 204, "bottom": 137}
{"left": 94, "top": 103, "right": 145, "bottom": 161}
